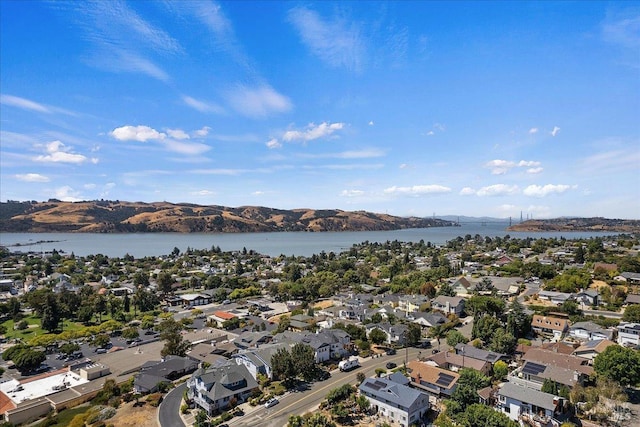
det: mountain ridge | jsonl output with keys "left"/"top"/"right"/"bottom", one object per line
{"left": 0, "top": 200, "right": 457, "bottom": 233}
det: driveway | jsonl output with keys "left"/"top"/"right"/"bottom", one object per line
{"left": 159, "top": 382, "right": 186, "bottom": 427}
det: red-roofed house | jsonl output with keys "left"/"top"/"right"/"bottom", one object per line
{"left": 209, "top": 311, "right": 237, "bottom": 328}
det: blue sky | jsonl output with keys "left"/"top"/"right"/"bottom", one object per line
{"left": 1, "top": 1, "right": 638, "bottom": 219}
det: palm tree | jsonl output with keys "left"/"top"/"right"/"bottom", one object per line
{"left": 429, "top": 325, "right": 447, "bottom": 351}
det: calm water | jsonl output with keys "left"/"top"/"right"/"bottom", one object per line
{"left": 0, "top": 223, "right": 619, "bottom": 258}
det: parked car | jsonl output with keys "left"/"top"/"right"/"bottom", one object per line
{"left": 264, "top": 398, "right": 279, "bottom": 408}
{"left": 385, "top": 348, "right": 396, "bottom": 355}
{"left": 386, "top": 362, "right": 397, "bottom": 369}
{"left": 95, "top": 348, "right": 108, "bottom": 354}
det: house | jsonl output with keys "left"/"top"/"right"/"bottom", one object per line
{"left": 209, "top": 311, "right": 237, "bottom": 328}
{"left": 531, "top": 315, "right": 569, "bottom": 340}
{"left": 289, "top": 314, "right": 315, "bottom": 331}
{"left": 572, "top": 339, "right": 617, "bottom": 361}
{"left": 406, "top": 361, "right": 459, "bottom": 399}
{"left": 497, "top": 382, "right": 565, "bottom": 426}
{"left": 366, "top": 323, "right": 409, "bottom": 346}
{"left": 537, "top": 291, "right": 574, "bottom": 306}
{"left": 513, "top": 348, "right": 593, "bottom": 389}
{"left": 232, "top": 342, "right": 289, "bottom": 380}
{"left": 569, "top": 321, "right": 613, "bottom": 341}
{"left": 423, "top": 351, "right": 492, "bottom": 376}
{"left": 233, "top": 331, "right": 273, "bottom": 349}
{"left": 186, "top": 364, "right": 259, "bottom": 416}
{"left": 397, "top": 295, "right": 429, "bottom": 313}
{"left": 187, "top": 343, "right": 233, "bottom": 367}
{"left": 575, "top": 289, "right": 599, "bottom": 307}
{"left": 359, "top": 375, "right": 430, "bottom": 427}
{"left": 300, "top": 329, "right": 351, "bottom": 362}
{"left": 431, "top": 296, "right": 464, "bottom": 316}
{"left": 625, "top": 294, "right": 640, "bottom": 306}
{"left": 451, "top": 277, "right": 473, "bottom": 296}
{"left": 134, "top": 356, "right": 198, "bottom": 394}
{"left": 411, "top": 311, "right": 447, "bottom": 329}
{"left": 180, "top": 293, "right": 212, "bottom": 307}
{"left": 454, "top": 343, "right": 508, "bottom": 364}
{"left": 617, "top": 323, "right": 640, "bottom": 348}
{"left": 614, "top": 272, "right": 640, "bottom": 284}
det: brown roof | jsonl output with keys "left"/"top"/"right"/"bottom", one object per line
{"left": 407, "top": 360, "right": 459, "bottom": 391}
{"left": 541, "top": 341, "right": 577, "bottom": 354}
{"left": 425, "top": 351, "right": 489, "bottom": 372}
{"left": 0, "top": 391, "right": 16, "bottom": 415}
{"left": 573, "top": 339, "right": 616, "bottom": 355}
{"left": 213, "top": 311, "right": 236, "bottom": 320}
{"left": 532, "top": 315, "right": 569, "bottom": 332}
{"left": 523, "top": 348, "right": 593, "bottom": 375}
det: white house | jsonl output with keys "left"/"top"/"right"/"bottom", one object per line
{"left": 497, "top": 382, "right": 564, "bottom": 426}
{"left": 431, "top": 296, "right": 464, "bottom": 316}
{"left": 186, "top": 364, "right": 258, "bottom": 415}
{"left": 617, "top": 323, "right": 640, "bottom": 348}
{"left": 359, "top": 374, "right": 430, "bottom": 427}
{"left": 569, "top": 321, "right": 614, "bottom": 341}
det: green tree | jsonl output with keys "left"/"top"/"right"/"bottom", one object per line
{"left": 369, "top": 328, "right": 387, "bottom": 345}
{"left": 291, "top": 343, "right": 317, "bottom": 381}
{"left": 489, "top": 329, "right": 517, "bottom": 355}
{"left": 593, "top": 345, "right": 640, "bottom": 386}
{"left": 271, "top": 347, "right": 296, "bottom": 385}
{"left": 157, "top": 272, "right": 173, "bottom": 296}
{"left": 623, "top": 304, "right": 640, "bottom": 322}
{"left": 406, "top": 322, "right": 421, "bottom": 346}
{"left": 446, "top": 330, "right": 469, "bottom": 348}
{"left": 437, "top": 282, "right": 456, "bottom": 297}
{"left": 122, "top": 327, "right": 140, "bottom": 340}
{"left": 472, "top": 314, "right": 502, "bottom": 343}
{"left": 41, "top": 295, "right": 60, "bottom": 332}
{"left": 506, "top": 299, "right": 530, "bottom": 338}
{"left": 59, "top": 342, "right": 80, "bottom": 355}
{"left": 158, "top": 318, "right": 190, "bottom": 357}
{"left": 93, "top": 333, "right": 110, "bottom": 349}
{"left": 5, "top": 347, "right": 46, "bottom": 372}
{"left": 456, "top": 403, "right": 518, "bottom": 427}
{"left": 493, "top": 360, "right": 508, "bottom": 380}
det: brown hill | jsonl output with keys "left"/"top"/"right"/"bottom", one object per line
{"left": 507, "top": 217, "right": 640, "bottom": 232}
{"left": 0, "top": 200, "right": 457, "bottom": 233}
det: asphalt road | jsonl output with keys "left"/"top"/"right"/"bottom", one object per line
{"left": 159, "top": 381, "right": 186, "bottom": 427}
{"left": 228, "top": 347, "right": 429, "bottom": 427}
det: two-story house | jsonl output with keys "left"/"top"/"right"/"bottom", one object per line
{"left": 406, "top": 361, "right": 459, "bottom": 399}
{"left": 186, "top": 363, "right": 258, "bottom": 415}
{"left": 531, "top": 314, "right": 569, "bottom": 341}
{"left": 359, "top": 374, "right": 430, "bottom": 427}
{"left": 431, "top": 296, "right": 464, "bottom": 316}
{"left": 617, "top": 322, "right": 640, "bottom": 348}
{"left": 569, "top": 321, "right": 613, "bottom": 342}
{"left": 497, "top": 382, "right": 565, "bottom": 426}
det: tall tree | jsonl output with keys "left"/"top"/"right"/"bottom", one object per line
{"left": 593, "top": 345, "right": 640, "bottom": 387}
{"left": 158, "top": 272, "right": 173, "bottom": 296}
{"left": 158, "top": 318, "right": 190, "bottom": 357}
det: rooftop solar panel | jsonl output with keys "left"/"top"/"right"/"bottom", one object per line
{"left": 435, "top": 373, "right": 455, "bottom": 387}
{"left": 364, "top": 381, "right": 382, "bottom": 391}
{"left": 522, "top": 362, "right": 546, "bottom": 375}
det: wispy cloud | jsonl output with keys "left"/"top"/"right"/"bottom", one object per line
{"left": 53, "top": 1, "right": 181, "bottom": 81}
{"left": 15, "top": 173, "right": 50, "bottom": 182}
{"left": 529, "top": 127, "right": 539, "bottom": 134}
{"left": 298, "top": 149, "right": 384, "bottom": 159}
{"left": 551, "top": 126, "right": 561, "bottom": 137}
{"left": 283, "top": 122, "right": 345, "bottom": 142}
{"left": 226, "top": 85, "right": 292, "bottom": 118}
{"left": 34, "top": 140, "right": 96, "bottom": 164}
{"left": 485, "top": 159, "right": 541, "bottom": 175}
{"left": 476, "top": 184, "right": 519, "bottom": 197}
{"left": 182, "top": 95, "right": 225, "bottom": 114}
{"left": 166, "top": 129, "right": 190, "bottom": 140}
{"left": 383, "top": 184, "right": 451, "bottom": 196}
{"left": 603, "top": 12, "right": 640, "bottom": 49}
{"left": 523, "top": 184, "right": 575, "bottom": 197}
{"left": 0, "top": 94, "right": 75, "bottom": 115}
{"left": 288, "top": 6, "right": 365, "bottom": 73}
{"left": 266, "top": 138, "right": 282, "bottom": 149}
{"left": 340, "top": 189, "right": 365, "bottom": 197}
{"left": 581, "top": 148, "right": 640, "bottom": 173}
{"left": 193, "top": 127, "right": 211, "bottom": 138}
{"left": 459, "top": 187, "right": 476, "bottom": 196}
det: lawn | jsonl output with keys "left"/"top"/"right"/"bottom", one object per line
{"left": 32, "top": 404, "right": 90, "bottom": 427}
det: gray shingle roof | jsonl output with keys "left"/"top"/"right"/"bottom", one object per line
{"left": 499, "top": 382, "right": 559, "bottom": 411}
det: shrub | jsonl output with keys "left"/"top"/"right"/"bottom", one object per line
{"left": 181, "top": 403, "right": 189, "bottom": 414}
{"left": 146, "top": 393, "right": 163, "bottom": 407}
{"left": 220, "top": 411, "right": 233, "bottom": 421}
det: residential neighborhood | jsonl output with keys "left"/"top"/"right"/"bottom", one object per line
{"left": 0, "top": 233, "right": 639, "bottom": 427}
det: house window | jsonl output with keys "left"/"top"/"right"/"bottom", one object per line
{"left": 504, "top": 406, "right": 510, "bottom": 413}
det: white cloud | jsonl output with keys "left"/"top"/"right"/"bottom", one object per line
{"left": 340, "top": 189, "right": 365, "bottom": 197}
{"left": 193, "top": 127, "right": 211, "bottom": 138}
{"left": 1, "top": 94, "right": 50, "bottom": 113}
{"left": 182, "top": 95, "right": 224, "bottom": 114}
{"left": 384, "top": 185, "right": 451, "bottom": 196}
{"left": 15, "top": 173, "right": 50, "bottom": 182}
{"left": 581, "top": 148, "right": 640, "bottom": 173}
{"left": 111, "top": 125, "right": 166, "bottom": 142}
{"left": 551, "top": 126, "right": 561, "bottom": 137}
{"left": 166, "top": 129, "right": 190, "bottom": 140}
{"left": 54, "top": 185, "right": 83, "bottom": 202}
{"left": 162, "top": 139, "right": 210, "bottom": 156}
{"left": 526, "top": 167, "right": 544, "bottom": 174}
{"left": 459, "top": 187, "right": 476, "bottom": 196}
{"left": 523, "top": 184, "right": 575, "bottom": 197}
{"left": 476, "top": 184, "right": 519, "bottom": 197}
{"left": 34, "top": 140, "right": 90, "bottom": 164}
{"left": 288, "top": 6, "right": 365, "bottom": 72}
{"left": 191, "top": 190, "right": 215, "bottom": 196}
{"left": 518, "top": 160, "right": 540, "bottom": 167}
{"left": 485, "top": 159, "right": 542, "bottom": 174}
{"left": 226, "top": 85, "right": 292, "bottom": 118}
{"left": 485, "top": 159, "right": 515, "bottom": 175}
{"left": 252, "top": 191, "right": 265, "bottom": 196}
{"left": 368, "top": 121, "right": 374, "bottom": 126}
{"left": 84, "top": 183, "right": 97, "bottom": 189}
{"left": 426, "top": 131, "right": 435, "bottom": 136}
{"left": 283, "top": 122, "right": 345, "bottom": 142}
{"left": 266, "top": 138, "right": 282, "bottom": 149}
{"left": 529, "top": 127, "right": 539, "bottom": 134}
